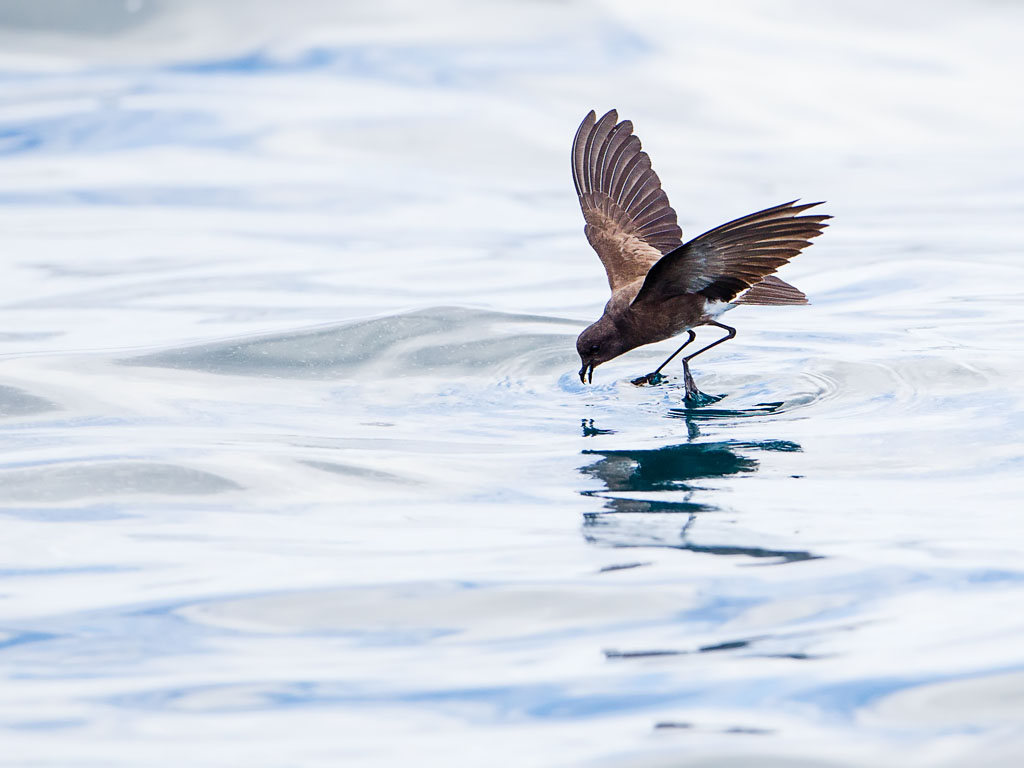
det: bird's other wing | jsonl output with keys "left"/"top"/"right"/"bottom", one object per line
{"left": 631, "top": 200, "right": 830, "bottom": 306}
{"left": 572, "top": 109, "right": 683, "bottom": 293}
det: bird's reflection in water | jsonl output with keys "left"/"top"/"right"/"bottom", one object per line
{"left": 580, "top": 417, "right": 817, "bottom": 563}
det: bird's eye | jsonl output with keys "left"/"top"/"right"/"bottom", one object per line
{"left": 588, "top": 343, "right": 600, "bottom": 354}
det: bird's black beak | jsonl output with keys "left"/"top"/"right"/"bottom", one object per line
{"left": 579, "top": 362, "right": 593, "bottom": 384}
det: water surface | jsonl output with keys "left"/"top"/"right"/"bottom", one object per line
{"left": 1, "top": 1, "right": 1024, "bottom": 765}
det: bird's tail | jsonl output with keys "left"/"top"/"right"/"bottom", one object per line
{"left": 734, "top": 275, "right": 809, "bottom": 305}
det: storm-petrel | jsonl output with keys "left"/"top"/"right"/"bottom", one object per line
{"left": 572, "top": 109, "right": 830, "bottom": 401}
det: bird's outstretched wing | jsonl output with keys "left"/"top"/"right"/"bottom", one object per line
{"left": 631, "top": 200, "right": 830, "bottom": 306}
{"left": 572, "top": 109, "right": 683, "bottom": 293}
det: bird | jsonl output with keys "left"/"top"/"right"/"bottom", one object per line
{"left": 572, "top": 109, "right": 830, "bottom": 402}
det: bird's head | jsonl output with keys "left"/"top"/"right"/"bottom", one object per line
{"left": 576, "top": 318, "right": 626, "bottom": 383}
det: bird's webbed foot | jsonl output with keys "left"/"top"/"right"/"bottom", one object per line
{"left": 682, "top": 361, "right": 723, "bottom": 407}
{"left": 631, "top": 371, "right": 666, "bottom": 387}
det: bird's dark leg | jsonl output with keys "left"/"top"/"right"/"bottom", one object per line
{"left": 681, "top": 321, "right": 737, "bottom": 403}
{"left": 631, "top": 330, "right": 696, "bottom": 386}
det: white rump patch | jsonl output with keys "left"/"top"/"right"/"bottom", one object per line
{"left": 703, "top": 299, "right": 736, "bottom": 319}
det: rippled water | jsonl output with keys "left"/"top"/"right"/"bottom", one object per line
{"left": 2, "top": 1, "right": 1024, "bottom": 765}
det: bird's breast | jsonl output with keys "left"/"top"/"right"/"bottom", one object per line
{"left": 626, "top": 293, "right": 708, "bottom": 343}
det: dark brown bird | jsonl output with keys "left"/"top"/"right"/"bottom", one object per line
{"left": 572, "top": 109, "right": 830, "bottom": 401}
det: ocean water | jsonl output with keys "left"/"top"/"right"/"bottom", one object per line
{"left": 2, "top": 1, "right": 1024, "bottom": 765}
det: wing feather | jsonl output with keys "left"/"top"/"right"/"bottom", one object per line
{"left": 571, "top": 111, "right": 595, "bottom": 197}
{"left": 631, "top": 188, "right": 664, "bottom": 220}
{"left": 734, "top": 275, "right": 809, "bottom": 306}
{"left": 634, "top": 206, "right": 676, "bottom": 230}
{"left": 584, "top": 110, "right": 616, "bottom": 194}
